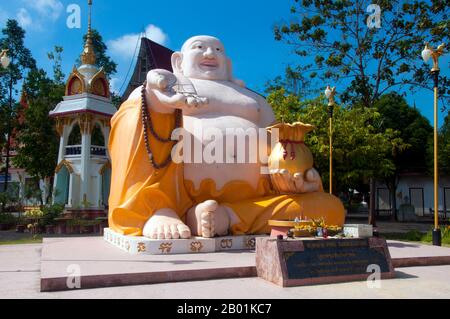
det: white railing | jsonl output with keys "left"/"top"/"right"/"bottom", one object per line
{"left": 65, "top": 145, "right": 82, "bottom": 156}
{"left": 91, "top": 145, "right": 107, "bottom": 157}
{"left": 65, "top": 145, "right": 107, "bottom": 157}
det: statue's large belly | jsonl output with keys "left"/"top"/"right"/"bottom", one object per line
{"left": 182, "top": 115, "right": 264, "bottom": 194}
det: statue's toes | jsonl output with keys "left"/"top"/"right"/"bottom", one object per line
{"left": 157, "top": 225, "right": 165, "bottom": 239}
{"left": 170, "top": 224, "right": 180, "bottom": 239}
{"left": 164, "top": 225, "right": 172, "bottom": 239}
{"left": 202, "top": 199, "right": 218, "bottom": 212}
{"left": 201, "top": 211, "right": 215, "bottom": 238}
{"left": 177, "top": 224, "right": 191, "bottom": 239}
{"left": 142, "top": 222, "right": 159, "bottom": 239}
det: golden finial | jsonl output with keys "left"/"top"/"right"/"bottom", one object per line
{"left": 80, "top": 0, "right": 96, "bottom": 65}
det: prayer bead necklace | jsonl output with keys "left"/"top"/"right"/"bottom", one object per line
{"left": 140, "top": 81, "right": 182, "bottom": 169}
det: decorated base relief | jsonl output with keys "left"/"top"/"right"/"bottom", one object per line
{"left": 104, "top": 228, "right": 264, "bottom": 255}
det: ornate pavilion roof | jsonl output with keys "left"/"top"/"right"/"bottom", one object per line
{"left": 49, "top": 0, "right": 115, "bottom": 118}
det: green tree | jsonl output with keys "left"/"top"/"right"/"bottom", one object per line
{"left": 265, "top": 65, "right": 317, "bottom": 98}
{"left": 77, "top": 29, "right": 117, "bottom": 77}
{"left": 274, "top": 0, "right": 450, "bottom": 108}
{"left": 374, "top": 92, "right": 432, "bottom": 219}
{"left": 0, "top": 19, "right": 36, "bottom": 90}
{"left": 13, "top": 52, "right": 64, "bottom": 204}
{"left": 436, "top": 114, "right": 450, "bottom": 175}
{"left": 0, "top": 19, "right": 36, "bottom": 193}
{"left": 47, "top": 46, "right": 65, "bottom": 84}
{"left": 267, "top": 88, "right": 407, "bottom": 198}
{"left": 111, "top": 91, "right": 122, "bottom": 109}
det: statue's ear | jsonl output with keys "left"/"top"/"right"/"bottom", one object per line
{"left": 171, "top": 52, "right": 183, "bottom": 75}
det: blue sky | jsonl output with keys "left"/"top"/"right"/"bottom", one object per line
{"left": 0, "top": 0, "right": 448, "bottom": 126}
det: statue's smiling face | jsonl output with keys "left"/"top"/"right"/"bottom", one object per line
{"left": 180, "top": 36, "right": 228, "bottom": 81}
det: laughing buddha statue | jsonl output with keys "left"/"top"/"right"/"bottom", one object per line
{"left": 108, "top": 35, "right": 345, "bottom": 239}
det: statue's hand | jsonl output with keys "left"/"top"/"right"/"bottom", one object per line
{"left": 270, "top": 168, "right": 322, "bottom": 194}
{"left": 152, "top": 90, "right": 209, "bottom": 111}
{"left": 146, "top": 69, "right": 176, "bottom": 91}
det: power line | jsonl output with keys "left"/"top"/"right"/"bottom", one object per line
{"left": 118, "top": 29, "right": 143, "bottom": 96}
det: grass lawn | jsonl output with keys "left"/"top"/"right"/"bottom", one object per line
{"left": 0, "top": 230, "right": 44, "bottom": 245}
{"left": 381, "top": 228, "right": 450, "bottom": 247}
{"left": 0, "top": 236, "right": 43, "bottom": 245}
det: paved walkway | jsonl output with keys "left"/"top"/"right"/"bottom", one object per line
{"left": 1, "top": 241, "right": 450, "bottom": 298}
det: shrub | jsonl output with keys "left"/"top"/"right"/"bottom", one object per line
{"left": 404, "top": 230, "right": 424, "bottom": 241}
{"left": 0, "top": 213, "right": 17, "bottom": 224}
{"left": 41, "top": 204, "right": 64, "bottom": 226}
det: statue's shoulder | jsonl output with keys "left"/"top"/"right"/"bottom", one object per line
{"left": 128, "top": 86, "right": 143, "bottom": 101}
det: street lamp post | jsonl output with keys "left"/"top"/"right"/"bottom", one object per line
{"left": 422, "top": 42, "right": 446, "bottom": 246}
{"left": 325, "top": 85, "right": 336, "bottom": 194}
{"left": 0, "top": 49, "right": 11, "bottom": 192}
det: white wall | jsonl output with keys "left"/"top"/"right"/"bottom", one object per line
{"left": 376, "top": 174, "right": 450, "bottom": 215}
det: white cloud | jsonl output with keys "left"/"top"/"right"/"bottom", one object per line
{"left": 109, "top": 77, "right": 121, "bottom": 94}
{"left": 24, "top": 0, "right": 63, "bottom": 21}
{"left": 107, "top": 24, "right": 168, "bottom": 59}
{"left": 16, "top": 8, "right": 33, "bottom": 28}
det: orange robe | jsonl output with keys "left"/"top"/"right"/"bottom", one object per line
{"left": 108, "top": 97, "right": 345, "bottom": 236}
{"left": 108, "top": 97, "right": 193, "bottom": 236}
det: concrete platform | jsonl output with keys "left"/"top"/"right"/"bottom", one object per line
{"left": 387, "top": 240, "right": 450, "bottom": 267}
{"left": 40, "top": 237, "right": 256, "bottom": 292}
{"left": 40, "top": 236, "right": 450, "bottom": 292}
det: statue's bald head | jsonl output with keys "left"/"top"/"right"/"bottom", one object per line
{"left": 180, "top": 35, "right": 223, "bottom": 53}
{"left": 172, "top": 35, "right": 230, "bottom": 81}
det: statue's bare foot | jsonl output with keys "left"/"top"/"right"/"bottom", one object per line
{"left": 142, "top": 208, "right": 191, "bottom": 239}
{"left": 186, "top": 200, "right": 231, "bottom": 238}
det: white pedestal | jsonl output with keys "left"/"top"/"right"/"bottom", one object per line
{"left": 103, "top": 228, "right": 266, "bottom": 255}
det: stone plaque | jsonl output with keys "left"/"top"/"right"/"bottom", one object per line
{"left": 284, "top": 239, "right": 389, "bottom": 279}
{"left": 256, "top": 237, "right": 395, "bottom": 287}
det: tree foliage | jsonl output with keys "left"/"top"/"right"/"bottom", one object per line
{"left": 265, "top": 65, "right": 318, "bottom": 98}
{"left": 13, "top": 46, "right": 65, "bottom": 204}
{"left": 274, "top": 0, "right": 450, "bottom": 108}
{"left": 267, "top": 88, "right": 408, "bottom": 193}
{"left": 374, "top": 92, "right": 433, "bottom": 219}
{"left": 0, "top": 19, "right": 36, "bottom": 153}
{"left": 437, "top": 113, "right": 450, "bottom": 175}
{"left": 375, "top": 92, "right": 432, "bottom": 173}
{"left": 13, "top": 67, "right": 61, "bottom": 181}
{"left": 47, "top": 46, "right": 65, "bottom": 84}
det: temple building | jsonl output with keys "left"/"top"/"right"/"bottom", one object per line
{"left": 49, "top": 2, "right": 115, "bottom": 213}
{"left": 120, "top": 37, "right": 173, "bottom": 101}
